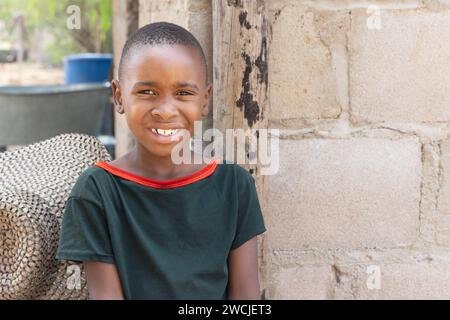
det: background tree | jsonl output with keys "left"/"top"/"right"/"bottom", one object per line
{"left": 0, "top": 0, "right": 112, "bottom": 65}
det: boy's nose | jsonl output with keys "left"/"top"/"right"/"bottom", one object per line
{"left": 151, "top": 103, "right": 179, "bottom": 120}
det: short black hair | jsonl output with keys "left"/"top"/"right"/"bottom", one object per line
{"left": 118, "top": 22, "right": 207, "bottom": 83}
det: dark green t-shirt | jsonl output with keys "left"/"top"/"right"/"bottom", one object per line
{"left": 56, "top": 158, "right": 266, "bottom": 300}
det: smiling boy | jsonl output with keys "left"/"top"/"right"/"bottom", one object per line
{"left": 56, "top": 22, "right": 266, "bottom": 300}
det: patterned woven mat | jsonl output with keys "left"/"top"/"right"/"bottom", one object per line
{"left": 0, "top": 133, "right": 111, "bottom": 299}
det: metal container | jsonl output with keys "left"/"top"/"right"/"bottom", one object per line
{"left": 0, "top": 82, "right": 111, "bottom": 146}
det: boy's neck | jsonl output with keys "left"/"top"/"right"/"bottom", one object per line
{"left": 125, "top": 145, "right": 209, "bottom": 181}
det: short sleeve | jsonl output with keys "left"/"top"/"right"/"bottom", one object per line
{"left": 231, "top": 167, "right": 267, "bottom": 250}
{"left": 56, "top": 170, "right": 114, "bottom": 264}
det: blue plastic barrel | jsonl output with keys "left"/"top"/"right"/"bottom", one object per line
{"left": 64, "top": 53, "right": 114, "bottom": 141}
{"left": 64, "top": 53, "right": 113, "bottom": 84}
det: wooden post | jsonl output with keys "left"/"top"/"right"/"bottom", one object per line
{"left": 213, "top": 0, "right": 270, "bottom": 297}
{"left": 112, "top": 0, "right": 139, "bottom": 159}
{"left": 13, "top": 12, "right": 25, "bottom": 63}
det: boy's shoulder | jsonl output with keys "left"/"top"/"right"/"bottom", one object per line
{"left": 214, "top": 160, "right": 258, "bottom": 201}
{"left": 217, "top": 159, "right": 255, "bottom": 183}
{"left": 75, "top": 163, "right": 107, "bottom": 182}
{"left": 67, "top": 164, "right": 107, "bottom": 199}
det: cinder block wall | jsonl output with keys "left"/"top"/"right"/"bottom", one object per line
{"left": 263, "top": 0, "right": 450, "bottom": 300}
{"left": 121, "top": 0, "right": 450, "bottom": 299}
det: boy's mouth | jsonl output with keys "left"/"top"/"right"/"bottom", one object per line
{"left": 148, "top": 127, "right": 187, "bottom": 145}
{"left": 150, "top": 128, "right": 179, "bottom": 136}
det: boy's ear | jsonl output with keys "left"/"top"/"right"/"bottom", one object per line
{"left": 111, "top": 80, "right": 124, "bottom": 114}
{"left": 201, "top": 83, "right": 213, "bottom": 117}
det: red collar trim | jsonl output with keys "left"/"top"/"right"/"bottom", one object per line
{"left": 94, "top": 158, "right": 220, "bottom": 189}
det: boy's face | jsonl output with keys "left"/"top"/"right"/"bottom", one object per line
{"left": 112, "top": 44, "right": 212, "bottom": 158}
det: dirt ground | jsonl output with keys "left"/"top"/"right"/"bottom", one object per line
{"left": 0, "top": 62, "right": 64, "bottom": 86}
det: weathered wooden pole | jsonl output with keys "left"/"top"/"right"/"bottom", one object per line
{"left": 213, "top": 0, "right": 270, "bottom": 297}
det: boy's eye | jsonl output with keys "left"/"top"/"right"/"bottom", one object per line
{"left": 176, "top": 90, "right": 193, "bottom": 96}
{"left": 139, "top": 89, "right": 157, "bottom": 95}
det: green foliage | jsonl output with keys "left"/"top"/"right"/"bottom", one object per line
{"left": 0, "top": 0, "right": 112, "bottom": 65}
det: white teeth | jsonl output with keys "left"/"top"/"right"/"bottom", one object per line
{"left": 151, "top": 128, "right": 178, "bottom": 136}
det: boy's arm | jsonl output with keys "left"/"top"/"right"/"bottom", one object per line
{"left": 228, "top": 236, "right": 262, "bottom": 300}
{"left": 84, "top": 262, "right": 125, "bottom": 300}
